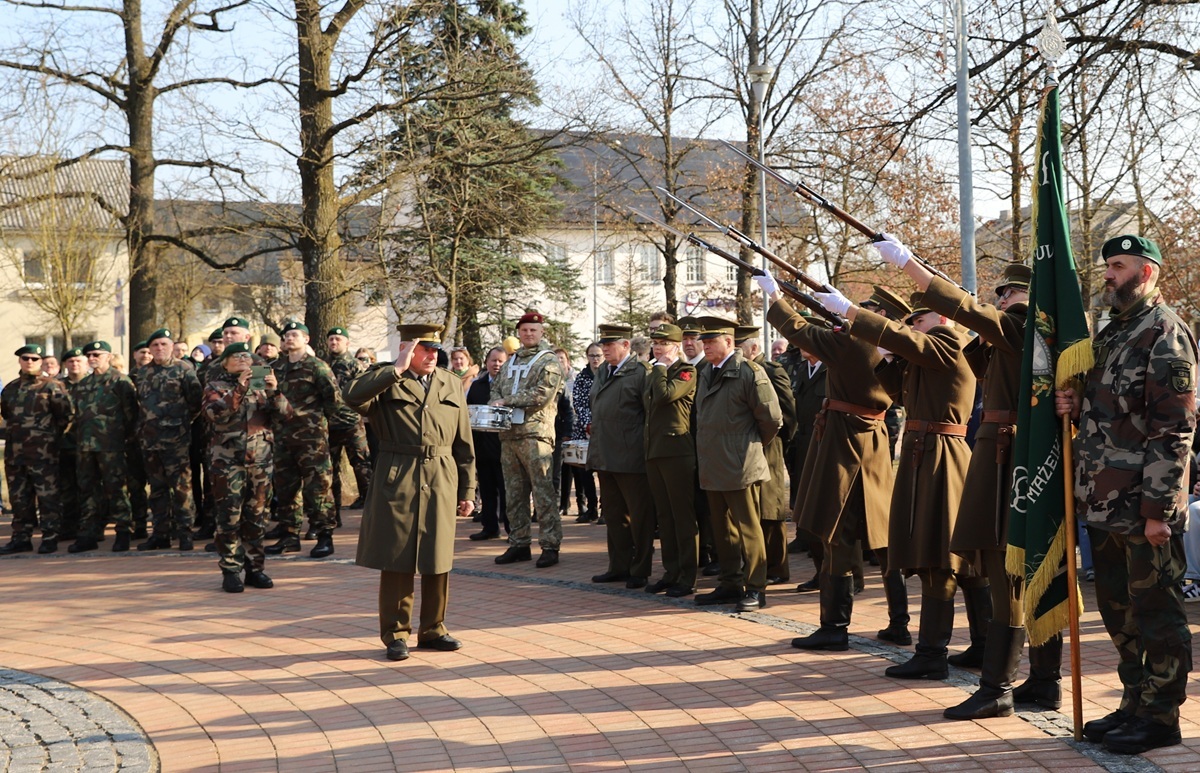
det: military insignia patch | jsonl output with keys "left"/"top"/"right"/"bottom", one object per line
{"left": 1169, "top": 361, "right": 1194, "bottom": 393}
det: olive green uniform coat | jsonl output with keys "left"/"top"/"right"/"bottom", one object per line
{"left": 345, "top": 365, "right": 475, "bottom": 575}
{"left": 755, "top": 354, "right": 797, "bottom": 521}
{"left": 768, "top": 300, "right": 893, "bottom": 548}
{"left": 851, "top": 309, "right": 976, "bottom": 571}
{"left": 694, "top": 350, "right": 781, "bottom": 491}
{"left": 644, "top": 358, "right": 698, "bottom": 586}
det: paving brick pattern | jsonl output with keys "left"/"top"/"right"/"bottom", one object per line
{"left": 0, "top": 512, "right": 1197, "bottom": 772}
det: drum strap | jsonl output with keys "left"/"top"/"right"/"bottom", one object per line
{"left": 504, "top": 350, "right": 553, "bottom": 395}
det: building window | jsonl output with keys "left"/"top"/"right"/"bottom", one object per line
{"left": 637, "top": 245, "right": 658, "bottom": 283}
{"left": 544, "top": 243, "right": 568, "bottom": 264}
{"left": 596, "top": 247, "right": 614, "bottom": 285}
{"left": 726, "top": 261, "right": 738, "bottom": 283}
{"left": 686, "top": 245, "right": 705, "bottom": 284}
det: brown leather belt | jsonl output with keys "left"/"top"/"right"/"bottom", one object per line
{"left": 823, "top": 398, "right": 887, "bottom": 421}
{"left": 380, "top": 442, "right": 452, "bottom": 458}
{"left": 980, "top": 410, "right": 1018, "bottom": 425}
{"left": 904, "top": 419, "right": 968, "bottom": 437}
{"left": 980, "top": 410, "right": 1018, "bottom": 464}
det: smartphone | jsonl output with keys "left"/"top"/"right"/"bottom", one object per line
{"left": 249, "top": 365, "right": 270, "bottom": 391}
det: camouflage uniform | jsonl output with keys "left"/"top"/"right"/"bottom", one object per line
{"left": 126, "top": 366, "right": 149, "bottom": 534}
{"left": 59, "top": 377, "right": 85, "bottom": 540}
{"left": 1, "top": 373, "right": 74, "bottom": 543}
{"left": 74, "top": 369, "right": 138, "bottom": 538}
{"left": 491, "top": 342, "right": 564, "bottom": 551}
{"left": 271, "top": 354, "right": 341, "bottom": 536}
{"left": 203, "top": 368, "right": 293, "bottom": 573}
{"left": 325, "top": 351, "right": 372, "bottom": 514}
{"left": 136, "top": 358, "right": 203, "bottom": 537}
{"left": 1075, "top": 290, "right": 1197, "bottom": 728}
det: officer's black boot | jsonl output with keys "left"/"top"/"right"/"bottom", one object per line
{"left": 0, "top": 538, "right": 33, "bottom": 555}
{"left": 222, "top": 570, "right": 244, "bottom": 593}
{"left": 944, "top": 622, "right": 1025, "bottom": 719}
{"left": 876, "top": 570, "right": 912, "bottom": 645}
{"left": 265, "top": 534, "right": 301, "bottom": 555}
{"left": 1013, "top": 633, "right": 1063, "bottom": 709}
{"left": 137, "top": 533, "right": 172, "bottom": 551}
{"left": 791, "top": 574, "right": 852, "bottom": 651}
{"left": 885, "top": 596, "right": 954, "bottom": 680}
{"left": 310, "top": 531, "right": 335, "bottom": 559}
{"left": 243, "top": 554, "right": 274, "bottom": 589}
{"left": 948, "top": 581, "right": 992, "bottom": 667}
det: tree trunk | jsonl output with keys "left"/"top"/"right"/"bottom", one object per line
{"left": 736, "top": 0, "right": 762, "bottom": 325}
{"left": 124, "top": 0, "right": 158, "bottom": 341}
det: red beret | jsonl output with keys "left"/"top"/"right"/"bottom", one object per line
{"left": 517, "top": 311, "right": 544, "bottom": 326}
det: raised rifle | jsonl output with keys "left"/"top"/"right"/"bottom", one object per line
{"left": 628, "top": 207, "right": 845, "bottom": 329}
{"left": 719, "top": 139, "right": 967, "bottom": 291}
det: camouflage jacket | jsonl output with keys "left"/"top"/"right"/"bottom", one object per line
{"left": 325, "top": 351, "right": 365, "bottom": 432}
{"left": 60, "top": 377, "right": 86, "bottom": 452}
{"left": 136, "top": 358, "right": 203, "bottom": 451}
{"left": 74, "top": 369, "right": 138, "bottom": 454}
{"left": 1075, "top": 291, "right": 1198, "bottom": 533}
{"left": 489, "top": 342, "right": 563, "bottom": 441}
{"left": 1, "top": 372, "right": 74, "bottom": 463}
{"left": 203, "top": 368, "right": 293, "bottom": 469}
{"left": 271, "top": 354, "right": 342, "bottom": 444}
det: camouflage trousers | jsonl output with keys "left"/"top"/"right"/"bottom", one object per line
{"left": 144, "top": 446, "right": 195, "bottom": 536}
{"left": 212, "top": 458, "right": 272, "bottom": 574}
{"left": 1089, "top": 527, "right": 1192, "bottom": 726}
{"left": 59, "top": 451, "right": 81, "bottom": 540}
{"left": 127, "top": 443, "right": 148, "bottom": 529}
{"left": 275, "top": 438, "right": 334, "bottom": 535}
{"left": 500, "top": 437, "right": 561, "bottom": 550}
{"left": 5, "top": 455, "right": 61, "bottom": 540}
{"left": 330, "top": 421, "right": 372, "bottom": 510}
{"left": 78, "top": 448, "right": 131, "bottom": 539}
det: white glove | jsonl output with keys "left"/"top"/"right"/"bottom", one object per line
{"left": 877, "top": 346, "right": 892, "bottom": 359}
{"left": 874, "top": 232, "right": 912, "bottom": 268}
{"left": 814, "top": 288, "right": 852, "bottom": 317}
{"left": 755, "top": 272, "right": 780, "bottom": 297}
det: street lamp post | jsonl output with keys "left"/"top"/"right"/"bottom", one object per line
{"left": 749, "top": 62, "right": 774, "bottom": 354}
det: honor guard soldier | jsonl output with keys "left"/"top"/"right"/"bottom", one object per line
{"left": 490, "top": 310, "right": 565, "bottom": 568}
{"left": 759, "top": 278, "right": 907, "bottom": 650}
{"left": 344, "top": 324, "right": 476, "bottom": 662}
{"left": 325, "top": 326, "right": 373, "bottom": 515}
{"left": 678, "top": 316, "right": 716, "bottom": 573}
{"left": 814, "top": 281, "right": 977, "bottom": 680}
{"left": 135, "top": 329, "right": 203, "bottom": 551}
{"left": 266, "top": 321, "right": 342, "bottom": 559}
{"left": 68, "top": 341, "right": 138, "bottom": 553}
{"left": 1056, "top": 235, "right": 1196, "bottom": 754}
{"left": 642, "top": 323, "right": 699, "bottom": 596}
{"left": 692, "top": 316, "right": 782, "bottom": 612}
{"left": 587, "top": 323, "right": 655, "bottom": 588}
{"left": 0, "top": 344, "right": 74, "bottom": 555}
{"left": 735, "top": 325, "right": 797, "bottom": 585}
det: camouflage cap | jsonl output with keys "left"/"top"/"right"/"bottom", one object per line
{"left": 62, "top": 347, "right": 85, "bottom": 361}
{"left": 220, "top": 341, "right": 252, "bottom": 360}
{"left": 82, "top": 340, "right": 112, "bottom": 354}
{"left": 222, "top": 316, "right": 251, "bottom": 330}
{"left": 734, "top": 325, "right": 761, "bottom": 345}
{"left": 327, "top": 326, "right": 349, "bottom": 338}
{"left": 14, "top": 344, "right": 44, "bottom": 357}
{"left": 208, "top": 328, "right": 224, "bottom": 342}
{"left": 597, "top": 323, "right": 633, "bottom": 343}
{"left": 1102, "top": 234, "right": 1163, "bottom": 266}
{"left": 995, "top": 262, "right": 1032, "bottom": 296}
{"left": 696, "top": 316, "right": 736, "bottom": 340}
{"left": 396, "top": 323, "right": 443, "bottom": 348}
{"left": 147, "top": 328, "right": 173, "bottom": 344}
{"left": 649, "top": 323, "right": 682, "bottom": 342}
{"left": 281, "top": 321, "right": 309, "bottom": 335}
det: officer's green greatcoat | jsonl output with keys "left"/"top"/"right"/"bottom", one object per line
{"left": 694, "top": 349, "right": 781, "bottom": 492}
{"left": 643, "top": 358, "right": 697, "bottom": 587}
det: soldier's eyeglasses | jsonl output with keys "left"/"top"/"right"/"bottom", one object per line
{"left": 20, "top": 356, "right": 41, "bottom": 362}
{"left": 86, "top": 353, "right": 103, "bottom": 358}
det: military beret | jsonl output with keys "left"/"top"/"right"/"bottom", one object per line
{"left": 1102, "top": 234, "right": 1163, "bottom": 266}
{"left": 597, "top": 323, "right": 633, "bottom": 343}
{"left": 396, "top": 323, "right": 443, "bottom": 348}
{"left": 677, "top": 316, "right": 702, "bottom": 336}
{"left": 14, "top": 344, "right": 44, "bottom": 357}
{"left": 650, "top": 323, "right": 683, "bottom": 342}
{"left": 147, "top": 328, "right": 172, "bottom": 344}
{"left": 696, "top": 316, "right": 736, "bottom": 340}
{"left": 133, "top": 340, "right": 148, "bottom": 351}
{"left": 282, "top": 321, "right": 309, "bottom": 335}
{"left": 995, "top": 263, "right": 1032, "bottom": 296}
{"left": 82, "top": 341, "right": 112, "bottom": 354}
{"left": 208, "top": 328, "right": 224, "bottom": 342}
{"left": 517, "top": 310, "right": 545, "bottom": 326}
{"left": 327, "top": 326, "right": 349, "bottom": 338}
{"left": 222, "top": 316, "right": 251, "bottom": 330}
{"left": 221, "top": 342, "right": 252, "bottom": 360}
{"left": 62, "top": 347, "right": 85, "bottom": 361}
{"left": 734, "top": 325, "right": 761, "bottom": 345}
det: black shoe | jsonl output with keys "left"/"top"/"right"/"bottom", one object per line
{"left": 417, "top": 634, "right": 463, "bottom": 651}
{"left": 303, "top": 528, "right": 317, "bottom": 540}
{"left": 947, "top": 644, "right": 984, "bottom": 668}
{"left": 786, "top": 537, "right": 804, "bottom": 554}
{"left": 575, "top": 511, "right": 596, "bottom": 524}
{"left": 876, "top": 623, "right": 912, "bottom": 646}
{"left": 645, "top": 579, "right": 673, "bottom": 594}
{"left": 625, "top": 577, "right": 648, "bottom": 589}
{"left": 264, "top": 535, "right": 301, "bottom": 555}
{"left": 264, "top": 523, "right": 288, "bottom": 540}
{"left": 137, "top": 534, "right": 172, "bottom": 551}
{"left": 736, "top": 590, "right": 766, "bottom": 612}
{"left": 591, "top": 570, "right": 628, "bottom": 583}
{"left": 766, "top": 576, "right": 789, "bottom": 586}
{"left": 695, "top": 586, "right": 742, "bottom": 606}
{"left": 665, "top": 585, "right": 695, "bottom": 598}
{"left": 386, "top": 640, "right": 410, "bottom": 661}
{"left": 595, "top": 516, "right": 605, "bottom": 525}
{"left": 494, "top": 545, "right": 531, "bottom": 564}
{"left": 535, "top": 549, "right": 559, "bottom": 568}
{"left": 853, "top": 578, "right": 865, "bottom": 595}
{"left": 194, "top": 523, "right": 216, "bottom": 540}
{"left": 795, "top": 576, "right": 820, "bottom": 593}
{"left": 347, "top": 497, "right": 366, "bottom": 510}
{"left": 37, "top": 538, "right": 58, "bottom": 554}
{"left": 222, "top": 571, "right": 245, "bottom": 593}
{"left": 244, "top": 570, "right": 274, "bottom": 589}
{"left": 310, "top": 533, "right": 334, "bottom": 558}
{"left": 204, "top": 542, "right": 218, "bottom": 553}
{"left": 1102, "top": 716, "right": 1181, "bottom": 754}
{"left": 792, "top": 627, "right": 849, "bottom": 651}
{"left": 469, "top": 530, "right": 500, "bottom": 541}
{"left": 111, "top": 533, "right": 131, "bottom": 553}
{"left": 69, "top": 537, "right": 100, "bottom": 554}
{"left": 0, "top": 539, "right": 33, "bottom": 556}
{"left": 1082, "top": 709, "right": 1135, "bottom": 743}
{"left": 885, "top": 653, "right": 948, "bottom": 680}
{"left": 701, "top": 561, "right": 721, "bottom": 577}
{"left": 178, "top": 535, "right": 194, "bottom": 551}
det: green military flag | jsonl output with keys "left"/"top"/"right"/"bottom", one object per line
{"left": 1006, "top": 84, "right": 1093, "bottom": 646}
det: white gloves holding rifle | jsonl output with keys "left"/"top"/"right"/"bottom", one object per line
{"left": 814, "top": 287, "right": 852, "bottom": 317}
{"left": 875, "top": 233, "right": 912, "bottom": 268}
{"left": 754, "top": 272, "right": 780, "bottom": 297}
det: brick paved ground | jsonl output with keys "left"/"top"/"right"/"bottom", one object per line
{"left": 1, "top": 510, "right": 1197, "bottom": 772}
